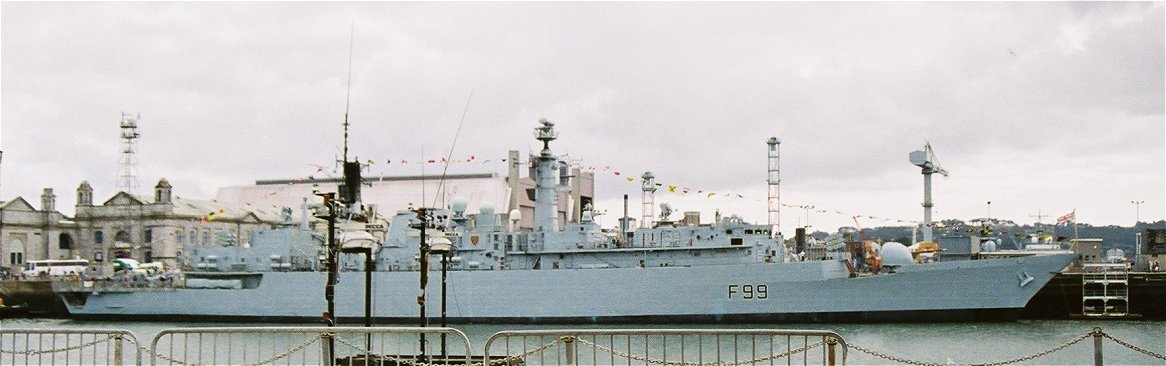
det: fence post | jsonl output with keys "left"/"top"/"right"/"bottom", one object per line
{"left": 113, "top": 334, "right": 123, "bottom": 366}
{"left": 321, "top": 332, "right": 334, "bottom": 366}
{"left": 562, "top": 336, "right": 576, "bottom": 366}
{"left": 826, "top": 337, "right": 838, "bottom": 366}
{"left": 1092, "top": 327, "right": 1104, "bottom": 366}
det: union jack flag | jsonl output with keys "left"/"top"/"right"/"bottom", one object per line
{"left": 1056, "top": 210, "right": 1076, "bottom": 225}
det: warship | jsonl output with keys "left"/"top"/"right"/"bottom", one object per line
{"left": 54, "top": 119, "right": 1074, "bottom": 323}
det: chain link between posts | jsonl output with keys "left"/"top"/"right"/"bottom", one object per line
{"left": 332, "top": 334, "right": 557, "bottom": 366}
{"left": 1100, "top": 329, "right": 1166, "bottom": 360}
{"left": 847, "top": 327, "right": 1165, "bottom": 366}
{"left": 572, "top": 336, "right": 825, "bottom": 366}
{"left": 122, "top": 333, "right": 319, "bottom": 366}
{"left": 0, "top": 335, "right": 118, "bottom": 356}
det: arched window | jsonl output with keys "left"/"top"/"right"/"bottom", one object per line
{"left": 115, "top": 230, "right": 131, "bottom": 243}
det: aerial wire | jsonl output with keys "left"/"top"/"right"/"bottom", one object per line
{"left": 431, "top": 89, "right": 475, "bottom": 209}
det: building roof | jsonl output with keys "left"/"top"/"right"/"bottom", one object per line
{"left": 169, "top": 196, "right": 285, "bottom": 223}
{"left": 94, "top": 191, "right": 285, "bottom": 223}
{"left": 0, "top": 197, "right": 36, "bottom": 211}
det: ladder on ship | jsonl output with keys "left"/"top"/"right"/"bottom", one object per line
{"left": 1081, "top": 263, "right": 1130, "bottom": 317}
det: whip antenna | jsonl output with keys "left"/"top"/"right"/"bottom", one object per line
{"left": 342, "top": 21, "right": 354, "bottom": 163}
{"left": 431, "top": 89, "right": 474, "bottom": 208}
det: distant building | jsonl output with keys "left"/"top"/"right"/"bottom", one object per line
{"left": 2, "top": 179, "right": 288, "bottom": 274}
{"left": 0, "top": 188, "right": 76, "bottom": 272}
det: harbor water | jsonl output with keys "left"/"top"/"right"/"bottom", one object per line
{"left": 2, "top": 318, "right": 1162, "bottom": 365}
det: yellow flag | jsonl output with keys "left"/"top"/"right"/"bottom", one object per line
{"left": 668, "top": 185, "right": 677, "bottom": 192}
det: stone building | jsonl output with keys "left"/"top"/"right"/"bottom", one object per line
{"left": 0, "top": 188, "right": 77, "bottom": 272}
{"left": 1, "top": 178, "right": 288, "bottom": 274}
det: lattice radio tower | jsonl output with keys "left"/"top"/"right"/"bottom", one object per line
{"left": 767, "top": 137, "right": 781, "bottom": 237}
{"left": 118, "top": 112, "right": 142, "bottom": 195}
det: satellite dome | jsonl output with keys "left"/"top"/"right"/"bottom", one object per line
{"left": 881, "top": 242, "right": 914, "bottom": 266}
{"left": 451, "top": 196, "right": 468, "bottom": 215}
{"left": 479, "top": 202, "right": 495, "bottom": 216}
{"left": 508, "top": 208, "right": 521, "bottom": 221}
{"left": 982, "top": 240, "right": 997, "bottom": 252}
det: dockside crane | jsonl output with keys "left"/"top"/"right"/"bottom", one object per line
{"left": 909, "top": 143, "right": 948, "bottom": 244}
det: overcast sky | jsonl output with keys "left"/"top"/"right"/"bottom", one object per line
{"left": 2, "top": 2, "right": 1163, "bottom": 234}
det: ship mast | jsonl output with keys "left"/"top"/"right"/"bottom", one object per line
{"left": 910, "top": 143, "right": 948, "bottom": 243}
{"left": 641, "top": 171, "right": 656, "bottom": 229}
{"left": 767, "top": 137, "right": 781, "bottom": 238}
{"left": 532, "top": 118, "right": 559, "bottom": 233}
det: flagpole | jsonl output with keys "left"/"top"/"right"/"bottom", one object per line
{"left": 1072, "top": 209, "right": 1079, "bottom": 250}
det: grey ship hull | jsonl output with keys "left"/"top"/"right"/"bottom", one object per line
{"left": 59, "top": 253, "right": 1073, "bottom": 323}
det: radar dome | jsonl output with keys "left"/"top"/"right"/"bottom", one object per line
{"left": 451, "top": 196, "right": 468, "bottom": 216}
{"left": 479, "top": 202, "right": 495, "bottom": 216}
{"left": 982, "top": 239, "right": 997, "bottom": 252}
{"left": 881, "top": 242, "right": 914, "bottom": 266}
{"left": 509, "top": 209, "right": 521, "bottom": 221}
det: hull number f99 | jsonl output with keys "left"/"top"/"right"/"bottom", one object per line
{"left": 728, "top": 284, "right": 768, "bottom": 299}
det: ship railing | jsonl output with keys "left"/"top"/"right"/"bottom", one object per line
{"left": 149, "top": 326, "right": 472, "bottom": 366}
{"left": 0, "top": 328, "right": 139, "bottom": 366}
{"left": 51, "top": 278, "right": 178, "bottom": 293}
{"left": 483, "top": 329, "right": 847, "bottom": 366}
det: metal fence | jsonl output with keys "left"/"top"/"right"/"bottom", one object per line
{"left": 0, "top": 328, "right": 140, "bottom": 366}
{"left": 149, "top": 326, "right": 473, "bottom": 366}
{"left": 483, "top": 329, "right": 847, "bottom": 366}
{"left": 5, "top": 326, "right": 1164, "bottom": 366}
